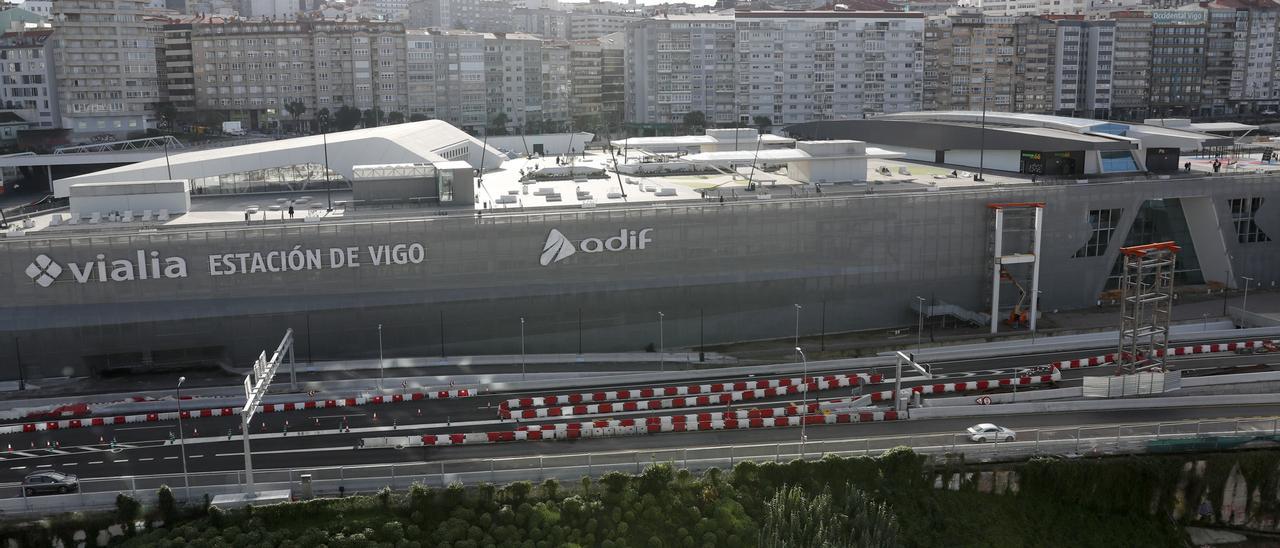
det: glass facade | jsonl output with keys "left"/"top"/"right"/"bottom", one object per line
{"left": 189, "top": 163, "right": 350, "bottom": 195}
{"left": 1106, "top": 198, "right": 1204, "bottom": 288}
{"left": 1230, "top": 197, "right": 1272, "bottom": 243}
{"left": 1074, "top": 208, "right": 1123, "bottom": 258}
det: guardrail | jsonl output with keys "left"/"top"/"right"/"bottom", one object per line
{"left": 1, "top": 416, "right": 1276, "bottom": 517}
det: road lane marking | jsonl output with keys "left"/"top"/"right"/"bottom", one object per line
{"left": 138, "top": 458, "right": 153, "bottom": 462}
{"left": 117, "top": 425, "right": 175, "bottom": 431}
{"left": 36, "top": 464, "right": 51, "bottom": 468}
{"left": 314, "top": 414, "right": 364, "bottom": 420}
{"left": 189, "top": 455, "right": 203, "bottom": 459}
{"left": 87, "top": 461, "right": 103, "bottom": 465}
{"left": 62, "top": 463, "right": 76, "bottom": 466}
{"left": 163, "top": 456, "right": 178, "bottom": 460}
{"left": 214, "top": 446, "right": 352, "bottom": 458}
{"left": 9, "top": 466, "right": 24, "bottom": 470}
{"left": 46, "top": 449, "right": 69, "bottom": 455}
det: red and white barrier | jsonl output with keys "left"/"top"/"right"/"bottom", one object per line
{"left": 1047, "top": 339, "right": 1277, "bottom": 370}
{"left": 501, "top": 373, "right": 882, "bottom": 411}
{"left": 0, "top": 388, "right": 474, "bottom": 435}
{"left": 910, "top": 369, "right": 1061, "bottom": 396}
{"left": 422, "top": 407, "right": 902, "bottom": 446}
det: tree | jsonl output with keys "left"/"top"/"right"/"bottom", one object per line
{"left": 115, "top": 493, "right": 142, "bottom": 535}
{"left": 362, "top": 107, "right": 385, "bottom": 128}
{"left": 334, "top": 105, "right": 362, "bottom": 131}
{"left": 682, "top": 110, "right": 707, "bottom": 132}
{"left": 753, "top": 115, "right": 773, "bottom": 133}
{"left": 315, "top": 107, "right": 331, "bottom": 133}
{"left": 156, "top": 102, "right": 178, "bottom": 131}
{"left": 488, "top": 112, "right": 510, "bottom": 135}
{"left": 157, "top": 485, "right": 179, "bottom": 524}
{"left": 409, "top": 113, "right": 429, "bottom": 122}
{"left": 387, "top": 111, "right": 406, "bottom": 124}
{"left": 759, "top": 484, "right": 898, "bottom": 548}
{"left": 285, "top": 101, "right": 307, "bottom": 133}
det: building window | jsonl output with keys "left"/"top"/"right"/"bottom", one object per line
{"left": 1075, "top": 208, "right": 1123, "bottom": 258}
{"left": 1230, "top": 198, "right": 1272, "bottom": 243}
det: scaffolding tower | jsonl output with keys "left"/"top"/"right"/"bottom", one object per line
{"left": 986, "top": 202, "right": 1044, "bottom": 334}
{"left": 1117, "top": 242, "right": 1180, "bottom": 374}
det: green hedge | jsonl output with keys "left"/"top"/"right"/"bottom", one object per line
{"left": 3, "top": 449, "right": 1242, "bottom": 547}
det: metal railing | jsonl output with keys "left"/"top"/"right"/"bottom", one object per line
{"left": 1, "top": 416, "right": 1276, "bottom": 516}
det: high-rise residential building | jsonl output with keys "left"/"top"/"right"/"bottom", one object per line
{"left": 410, "top": 0, "right": 514, "bottom": 33}
{"left": 1053, "top": 18, "right": 1115, "bottom": 118}
{"left": 1109, "top": 10, "right": 1152, "bottom": 120}
{"left": 159, "top": 21, "right": 195, "bottom": 125}
{"left": 190, "top": 20, "right": 406, "bottom": 130}
{"left": 246, "top": 0, "right": 302, "bottom": 19}
{"left": 0, "top": 29, "right": 58, "bottom": 128}
{"left": 735, "top": 10, "right": 924, "bottom": 126}
{"left": 484, "top": 32, "right": 542, "bottom": 131}
{"left": 1012, "top": 16, "right": 1059, "bottom": 115}
{"left": 598, "top": 31, "right": 625, "bottom": 133}
{"left": 923, "top": 13, "right": 1018, "bottom": 112}
{"left": 568, "top": 10, "right": 641, "bottom": 40}
{"left": 1223, "top": 0, "right": 1280, "bottom": 114}
{"left": 625, "top": 12, "right": 737, "bottom": 129}
{"left": 569, "top": 38, "right": 603, "bottom": 129}
{"left": 514, "top": 7, "right": 570, "bottom": 40}
{"left": 542, "top": 39, "right": 571, "bottom": 130}
{"left": 405, "top": 28, "right": 488, "bottom": 131}
{"left": 53, "top": 0, "right": 162, "bottom": 136}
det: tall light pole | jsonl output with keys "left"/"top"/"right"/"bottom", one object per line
{"left": 1242, "top": 276, "right": 1254, "bottom": 314}
{"left": 322, "top": 129, "right": 332, "bottom": 212}
{"left": 658, "top": 312, "right": 665, "bottom": 372}
{"left": 796, "top": 346, "right": 808, "bottom": 460}
{"left": 377, "top": 324, "right": 384, "bottom": 390}
{"left": 915, "top": 296, "right": 925, "bottom": 348}
{"left": 176, "top": 376, "right": 190, "bottom": 501}
{"left": 793, "top": 304, "right": 801, "bottom": 361}
{"left": 520, "top": 317, "right": 526, "bottom": 381}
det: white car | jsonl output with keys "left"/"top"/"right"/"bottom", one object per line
{"left": 967, "top": 423, "right": 1016, "bottom": 443}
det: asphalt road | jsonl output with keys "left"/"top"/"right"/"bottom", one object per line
{"left": 0, "top": 346, "right": 1271, "bottom": 485}
{"left": 3, "top": 403, "right": 1278, "bottom": 487}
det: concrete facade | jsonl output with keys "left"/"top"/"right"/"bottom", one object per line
{"left": 625, "top": 12, "right": 737, "bottom": 128}
{"left": 2, "top": 175, "right": 1277, "bottom": 378}
{"left": 0, "top": 29, "right": 57, "bottom": 129}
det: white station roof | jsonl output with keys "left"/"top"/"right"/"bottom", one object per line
{"left": 53, "top": 121, "right": 505, "bottom": 198}
{"left": 683, "top": 146, "right": 905, "bottom": 162}
{"left": 611, "top": 134, "right": 795, "bottom": 148}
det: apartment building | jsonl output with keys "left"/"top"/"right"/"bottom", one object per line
{"left": 409, "top": 0, "right": 513, "bottom": 33}
{"left": 0, "top": 28, "right": 57, "bottom": 128}
{"left": 923, "top": 13, "right": 1019, "bottom": 112}
{"left": 542, "top": 40, "right": 571, "bottom": 130}
{"left": 514, "top": 7, "right": 570, "bottom": 40}
{"left": 599, "top": 32, "right": 625, "bottom": 132}
{"left": 625, "top": 12, "right": 737, "bottom": 129}
{"left": 568, "top": 11, "right": 641, "bottom": 40}
{"left": 735, "top": 11, "right": 924, "bottom": 126}
{"left": 1225, "top": 0, "right": 1280, "bottom": 114}
{"left": 1054, "top": 18, "right": 1115, "bottom": 118}
{"left": 190, "top": 20, "right": 406, "bottom": 131}
{"left": 569, "top": 38, "right": 603, "bottom": 129}
{"left": 53, "top": 0, "right": 162, "bottom": 136}
{"left": 405, "top": 29, "right": 487, "bottom": 131}
{"left": 1012, "top": 16, "right": 1058, "bottom": 115}
{"left": 1110, "top": 10, "right": 1151, "bottom": 120}
{"left": 159, "top": 22, "right": 195, "bottom": 123}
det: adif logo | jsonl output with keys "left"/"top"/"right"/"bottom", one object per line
{"left": 25, "top": 254, "right": 62, "bottom": 287}
{"left": 541, "top": 229, "right": 577, "bottom": 266}
{"left": 539, "top": 228, "right": 653, "bottom": 266}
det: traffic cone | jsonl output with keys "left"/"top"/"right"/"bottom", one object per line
{"left": 372, "top": 412, "right": 378, "bottom": 422}
{"left": 6, "top": 443, "right": 11, "bottom": 452}
{"left": 99, "top": 436, "right": 104, "bottom": 444}
{"left": 417, "top": 408, "right": 422, "bottom": 417}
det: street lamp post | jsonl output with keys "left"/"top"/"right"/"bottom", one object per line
{"left": 1242, "top": 276, "right": 1254, "bottom": 314}
{"left": 176, "top": 376, "right": 190, "bottom": 501}
{"left": 915, "top": 296, "right": 925, "bottom": 348}
{"left": 796, "top": 347, "right": 808, "bottom": 460}
{"left": 520, "top": 317, "right": 526, "bottom": 381}
{"left": 976, "top": 73, "right": 988, "bottom": 182}
{"left": 658, "top": 312, "right": 665, "bottom": 372}
{"left": 377, "top": 324, "right": 384, "bottom": 391}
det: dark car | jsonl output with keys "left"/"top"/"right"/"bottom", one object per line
{"left": 21, "top": 471, "right": 78, "bottom": 496}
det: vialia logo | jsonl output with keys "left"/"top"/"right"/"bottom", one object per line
{"left": 25, "top": 251, "right": 188, "bottom": 287}
{"left": 540, "top": 228, "right": 653, "bottom": 266}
